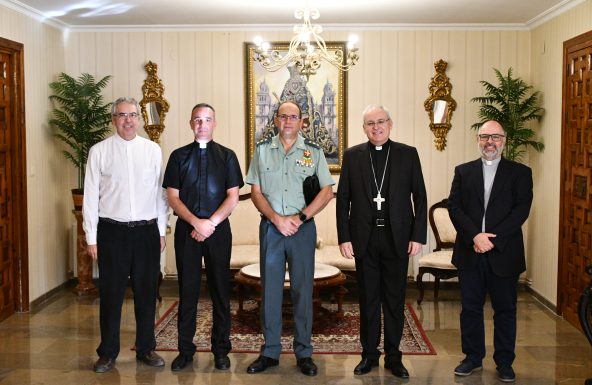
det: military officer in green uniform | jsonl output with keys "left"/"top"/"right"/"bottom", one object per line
{"left": 245, "top": 100, "right": 334, "bottom": 376}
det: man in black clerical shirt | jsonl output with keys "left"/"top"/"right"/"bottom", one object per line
{"left": 163, "top": 103, "right": 244, "bottom": 371}
{"left": 336, "top": 105, "right": 427, "bottom": 379}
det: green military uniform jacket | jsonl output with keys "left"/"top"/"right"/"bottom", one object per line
{"left": 246, "top": 134, "right": 334, "bottom": 215}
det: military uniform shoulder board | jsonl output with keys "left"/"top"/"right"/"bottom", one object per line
{"left": 304, "top": 138, "right": 320, "bottom": 149}
{"left": 256, "top": 134, "right": 273, "bottom": 146}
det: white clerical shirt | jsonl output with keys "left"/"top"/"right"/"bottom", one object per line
{"left": 83, "top": 133, "right": 168, "bottom": 245}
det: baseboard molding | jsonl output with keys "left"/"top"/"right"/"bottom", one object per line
{"left": 525, "top": 285, "right": 557, "bottom": 313}
{"left": 29, "top": 279, "right": 76, "bottom": 312}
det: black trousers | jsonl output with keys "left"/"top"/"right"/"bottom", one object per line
{"left": 459, "top": 254, "right": 518, "bottom": 367}
{"left": 355, "top": 226, "right": 409, "bottom": 363}
{"left": 174, "top": 219, "right": 232, "bottom": 357}
{"left": 96, "top": 220, "right": 161, "bottom": 359}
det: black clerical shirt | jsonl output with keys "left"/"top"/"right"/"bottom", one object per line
{"left": 163, "top": 141, "right": 244, "bottom": 219}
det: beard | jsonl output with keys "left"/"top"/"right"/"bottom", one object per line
{"left": 478, "top": 141, "right": 504, "bottom": 161}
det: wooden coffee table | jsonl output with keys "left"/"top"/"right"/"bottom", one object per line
{"left": 234, "top": 263, "right": 347, "bottom": 329}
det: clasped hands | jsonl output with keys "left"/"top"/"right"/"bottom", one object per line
{"left": 473, "top": 232, "right": 496, "bottom": 254}
{"left": 191, "top": 218, "right": 217, "bottom": 242}
{"left": 274, "top": 214, "right": 303, "bottom": 237}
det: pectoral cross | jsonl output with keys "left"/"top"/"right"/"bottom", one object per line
{"left": 373, "top": 193, "right": 385, "bottom": 210}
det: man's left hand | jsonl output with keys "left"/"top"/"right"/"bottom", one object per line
{"left": 408, "top": 241, "right": 422, "bottom": 257}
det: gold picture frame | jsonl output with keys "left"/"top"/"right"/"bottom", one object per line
{"left": 245, "top": 41, "right": 347, "bottom": 173}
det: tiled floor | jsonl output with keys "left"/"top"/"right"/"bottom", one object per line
{"left": 0, "top": 281, "right": 590, "bottom": 385}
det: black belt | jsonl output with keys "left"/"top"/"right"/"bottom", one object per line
{"left": 99, "top": 217, "right": 157, "bottom": 227}
{"left": 375, "top": 218, "right": 390, "bottom": 227}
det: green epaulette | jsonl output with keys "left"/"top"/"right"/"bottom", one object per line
{"left": 256, "top": 135, "right": 273, "bottom": 146}
{"left": 304, "top": 138, "right": 320, "bottom": 149}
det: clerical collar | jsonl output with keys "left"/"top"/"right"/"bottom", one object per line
{"left": 196, "top": 140, "right": 211, "bottom": 149}
{"left": 368, "top": 141, "right": 389, "bottom": 151}
{"left": 482, "top": 157, "right": 501, "bottom": 166}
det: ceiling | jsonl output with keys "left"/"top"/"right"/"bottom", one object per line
{"left": 4, "top": 0, "right": 583, "bottom": 30}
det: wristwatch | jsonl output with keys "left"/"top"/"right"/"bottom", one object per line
{"left": 299, "top": 211, "right": 307, "bottom": 222}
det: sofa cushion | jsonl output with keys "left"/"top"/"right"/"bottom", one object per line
{"left": 418, "top": 250, "right": 455, "bottom": 269}
{"left": 315, "top": 246, "right": 356, "bottom": 271}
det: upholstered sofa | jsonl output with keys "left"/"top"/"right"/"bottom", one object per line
{"left": 227, "top": 193, "right": 356, "bottom": 277}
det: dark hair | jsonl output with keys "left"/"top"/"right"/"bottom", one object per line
{"left": 277, "top": 100, "right": 302, "bottom": 118}
{"left": 191, "top": 103, "right": 215, "bottom": 117}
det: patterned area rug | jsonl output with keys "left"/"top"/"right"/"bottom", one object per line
{"left": 154, "top": 300, "right": 436, "bottom": 355}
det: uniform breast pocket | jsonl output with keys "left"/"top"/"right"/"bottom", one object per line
{"left": 295, "top": 165, "right": 315, "bottom": 181}
{"left": 261, "top": 166, "right": 282, "bottom": 193}
{"left": 142, "top": 168, "right": 157, "bottom": 187}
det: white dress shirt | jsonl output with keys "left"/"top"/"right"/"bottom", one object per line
{"left": 83, "top": 133, "right": 168, "bottom": 245}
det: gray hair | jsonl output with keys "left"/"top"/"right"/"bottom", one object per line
{"left": 112, "top": 97, "right": 140, "bottom": 115}
{"left": 362, "top": 104, "right": 392, "bottom": 122}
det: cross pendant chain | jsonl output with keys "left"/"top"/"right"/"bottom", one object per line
{"left": 369, "top": 146, "right": 391, "bottom": 212}
{"left": 373, "top": 193, "right": 386, "bottom": 210}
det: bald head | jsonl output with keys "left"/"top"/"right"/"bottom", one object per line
{"left": 477, "top": 120, "right": 506, "bottom": 161}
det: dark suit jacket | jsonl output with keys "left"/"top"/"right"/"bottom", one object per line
{"left": 336, "top": 140, "right": 427, "bottom": 258}
{"left": 448, "top": 157, "right": 533, "bottom": 277}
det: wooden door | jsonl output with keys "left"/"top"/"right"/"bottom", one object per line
{"left": 559, "top": 30, "right": 592, "bottom": 328}
{"left": 0, "top": 37, "right": 28, "bottom": 321}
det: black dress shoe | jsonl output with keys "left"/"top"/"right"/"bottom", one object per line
{"left": 136, "top": 351, "right": 165, "bottom": 367}
{"left": 171, "top": 354, "right": 193, "bottom": 371}
{"left": 353, "top": 358, "right": 379, "bottom": 375}
{"left": 93, "top": 356, "right": 115, "bottom": 373}
{"left": 214, "top": 354, "right": 231, "bottom": 370}
{"left": 297, "top": 357, "right": 318, "bottom": 376}
{"left": 247, "top": 355, "right": 279, "bottom": 374}
{"left": 385, "top": 360, "right": 409, "bottom": 378}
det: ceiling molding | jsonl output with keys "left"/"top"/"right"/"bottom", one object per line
{"left": 0, "top": 0, "right": 584, "bottom": 33}
{"left": 0, "top": 0, "right": 66, "bottom": 29}
{"left": 526, "top": 0, "right": 585, "bottom": 29}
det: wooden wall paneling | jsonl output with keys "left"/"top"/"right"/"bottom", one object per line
{"left": 128, "top": 32, "right": 146, "bottom": 107}
{"left": 228, "top": 31, "right": 246, "bottom": 167}
{"left": 396, "top": 31, "right": 416, "bottom": 148}
{"left": 175, "top": 32, "right": 196, "bottom": 150}
{"left": 211, "top": 32, "right": 230, "bottom": 143}
{"left": 110, "top": 33, "right": 129, "bottom": 100}
{"left": 448, "top": 31, "right": 468, "bottom": 182}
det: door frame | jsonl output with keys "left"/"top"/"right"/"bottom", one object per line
{"left": 0, "top": 36, "right": 29, "bottom": 315}
{"left": 558, "top": 30, "right": 592, "bottom": 318}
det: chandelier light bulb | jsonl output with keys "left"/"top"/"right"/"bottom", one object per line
{"left": 251, "top": 7, "right": 360, "bottom": 80}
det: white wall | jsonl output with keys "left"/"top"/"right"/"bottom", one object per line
{"left": 0, "top": 6, "right": 67, "bottom": 301}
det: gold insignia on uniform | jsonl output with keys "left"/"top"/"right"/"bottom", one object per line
{"left": 296, "top": 149, "right": 314, "bottom": 168}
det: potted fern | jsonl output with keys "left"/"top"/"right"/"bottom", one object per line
{"left": 471, "top": 67, "right": 544, "bottom": 162}
{"left": 49, "top": 73, "right": 112, "bottom": 295}
{"left": 49, "top": 73, "right": 113, "bottom": 207}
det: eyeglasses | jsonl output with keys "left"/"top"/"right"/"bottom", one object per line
{"left": 191, "top": 117, "right": 214, "bottom": 124}
{"left": 364, "top": 118, "right": 390, "bottom": 128}
{"left": 478, "top": 134, "right": 505, "bottom": 142}
{"left": 113, "top": 112, "right": 139, "bottom": 119}
{"left": 277, "top": 114, "right": 300, "bottom": 122}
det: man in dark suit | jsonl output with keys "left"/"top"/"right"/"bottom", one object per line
{"left": 448, "top": 120, "right": 533, "bottom": 383}
{"left": 336, "top": 105, "right": 427, "bottom": 378}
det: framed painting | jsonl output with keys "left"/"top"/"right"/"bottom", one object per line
{"left": 245, "top": 41, "right": 348, "bottom": 173}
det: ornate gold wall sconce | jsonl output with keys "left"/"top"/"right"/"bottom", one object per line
{"left": 140, "top": 61, "right": 169, "bottom": 144}
{"left": 424, "top": 59, "right": 456, "bottom": 151}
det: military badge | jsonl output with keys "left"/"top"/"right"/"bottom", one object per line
{"left": 296, "top": 149, "right": 314, "bottom": 167}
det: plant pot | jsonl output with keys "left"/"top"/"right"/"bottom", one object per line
{"left": 71, "top": 189, "right": 96, "bottom": 296}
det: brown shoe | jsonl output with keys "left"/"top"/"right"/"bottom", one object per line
{"left": 93, "top": 356, "right": 115, "bottom": 373}
{"left": 136, "top": 351, "right": 165, "bottom": 367}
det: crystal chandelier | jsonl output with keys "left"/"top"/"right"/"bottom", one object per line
{"left": 253, "top": 8, "right": 359, "bottom": 79}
